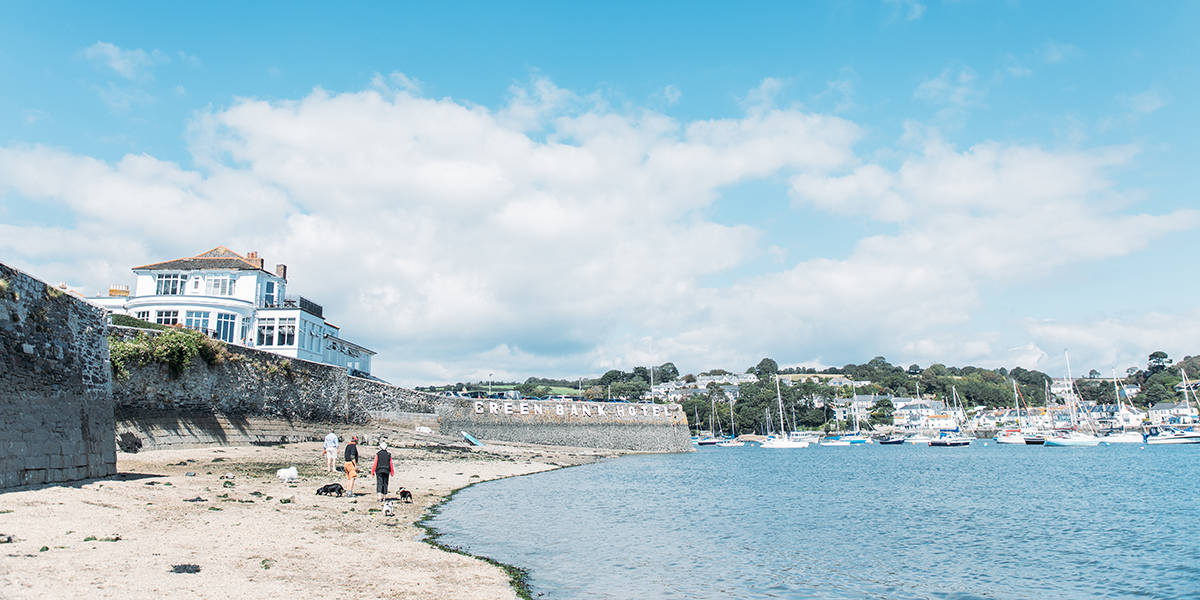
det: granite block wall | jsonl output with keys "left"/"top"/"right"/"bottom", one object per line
{"left": 0, "top": 263, "right": 116, "bottom": 490}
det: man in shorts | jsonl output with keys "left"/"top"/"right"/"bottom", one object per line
{"left": 323, "top": 430, "right": 339, "bottom": 473}
{"left": 343, "top": 436, "right": 360, "bottom": 496}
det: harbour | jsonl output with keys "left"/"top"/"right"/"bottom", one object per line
{"left": 430, "top": 443, "right": 1200, "bottom": 600}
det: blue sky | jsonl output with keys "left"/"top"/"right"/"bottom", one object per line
{"left": 1, "top": 2, "right": 1197, "bottom": 384}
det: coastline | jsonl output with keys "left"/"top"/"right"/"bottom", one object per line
{"left": 0, "top": 435, "right": 617, "bottom": 599}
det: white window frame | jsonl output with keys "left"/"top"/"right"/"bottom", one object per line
{"left": 135, "top": 310, "right": 151, "bottom": 321}
{"left": 206, "top": 274, "right": 236, "bottom": 296}
{"left": 215, "top": 313, "right": 236, "bottom": 343}
{"left": 155, "top": 274, "right": 187, "bottom": 296}
{"left": 257, "top": 318, "right": 276, "bottom": 346}
{"left": 185, "top": 310, "right": 210, "bottom": 333}
{"left": 277, "top": 317, "right": 296, "bottom": 346}
{"left": 155, "top": 310, "right": 179, "bottom": 326}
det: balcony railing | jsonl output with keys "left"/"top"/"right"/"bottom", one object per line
{"left": 260, "top": 296, "right": 324, "bottom": 318}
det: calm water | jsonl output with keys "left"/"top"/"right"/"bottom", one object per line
{"left": 429, "top": 444, "right": 1200, "bottom": 599}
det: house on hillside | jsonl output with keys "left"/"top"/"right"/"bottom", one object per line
{"left": 1149, "top": 401, "right": 1197, "bottom": 425}
{"left": 88, "top": 246, "right": 375, "bottom": 375}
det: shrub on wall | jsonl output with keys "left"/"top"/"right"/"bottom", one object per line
{"left": 110, "top": 314, "right": 168, "bottom": 331}
{"left": 109, "top": 328, "right": 231, "bottom": 380}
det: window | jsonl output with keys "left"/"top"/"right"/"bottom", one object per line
{"left": 240, "top": 319, "right": 249, "bottom": 344}
{"left": 135, "top": 310, "right": 150, "bottom": 321}
{"left": 206, "top": 275, "right": 236, "bottom": 296}
{"left": 192, "top": 277, "right": 202, "bottom": 291}
{"left": 277, "top": 318, "right": 296, "bottom": 346}
{"left": 215, "top": 313, "right": 236, "bottom": 343}
{"left": 155, "top": 274, "right": 187, "bottom": 295}
{"left": 155, "top": 310, "right": 179, "bottom": 326}
{"left": 298, "top": 321, "right": 307, "bottom": 350}
{"left": 264, "top": 281, "right": 276, "bottom": 307}
{"left": 184, "top": 311, "right": 210, "bottom": 332}
{"left": 257, "top": 318, "right": 275, "bottom": 346}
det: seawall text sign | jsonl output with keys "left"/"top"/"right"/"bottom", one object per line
{"left": 473, "top": 401, "right": 675, "bottom": 419}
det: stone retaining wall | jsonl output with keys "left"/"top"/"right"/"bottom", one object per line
{"left": 0, "top": 263, "right": 116, "bottom": 489}
{"left": 113, "top": 412, "right": 438, "bottom": 451}
{"left": 437, "top": 398, "right": 693, "bottom": 452}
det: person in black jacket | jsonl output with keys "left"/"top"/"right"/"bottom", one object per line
{"left": 343, "top": 436, "right": 359, "bottom": 496}
{"left": 371, "top": 441, "right": 394, "bottom": 503}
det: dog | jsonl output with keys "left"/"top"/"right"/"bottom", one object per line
{"left": 315, "top": 483, "right": 345, "bottom": 497}
{"left": 276, "top": 466, "right": 299, "bottom": 483}
{"left": 383, "top": 501, "right": 395, "bottom": 517}
{"left": 397, "top": 488, "right": 412, "bottom": 503}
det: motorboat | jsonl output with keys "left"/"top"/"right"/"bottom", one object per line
{"left": 1043, "top": 430, "right": 1102, "bottom": 447}
{"left": 878, "top": 435, "right": 906, "bottom": 445}
{"left": 994, "top": 429, "right": 1028, "bottom": 445}
{"left": 929, "top": 430, "right": 972, "bottom": 447}
{"left": 1099, "top": 430, "right": 1145, "bottom": 444}
{"left": 905, "top": 434, "right": 934, "bottom": 445}
{"left": 760, "top": 436, "right": 810, "bottom": 448}
{"left": 1143, "top": 426, "right": 1200, "bottom": 445}
{"left": 716, "top": 439, "right": 746, "bottom": 447}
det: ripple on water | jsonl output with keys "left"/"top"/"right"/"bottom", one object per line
{"left": 430, "top": 445, "right": 1200, "bottom": 599}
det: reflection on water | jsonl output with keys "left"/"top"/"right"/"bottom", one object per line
{"left": 429, "top": 444, "right": 1200, "bottom": 599}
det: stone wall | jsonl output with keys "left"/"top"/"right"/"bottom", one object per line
{"left": 0, "top": 263, "right": 116, "bottom": 489}
{"left": 437, "top": 398, "right": 693, "bottom": 453}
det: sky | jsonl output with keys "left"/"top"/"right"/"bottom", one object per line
{"left": 1, "top": 2, "right": 1198, "bottom": 385}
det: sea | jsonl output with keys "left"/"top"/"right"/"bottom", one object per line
{"left": 427, "top": 443, "right": 1200, "bottom": 600}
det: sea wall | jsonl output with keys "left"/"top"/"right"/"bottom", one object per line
{"left": 0, "top": 263, "right": 116, "bottom": 489}
{"left": 437, "top": 398, "right": 693, "bottom": 453}
{"left": 110, "top": 327, "right": 691, "bottom": 454}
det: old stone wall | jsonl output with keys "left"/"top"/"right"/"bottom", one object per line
{"left": 0, "top": 263, "right": 116, "bottom": 489}
{"left": 437, "top": 398, "right": 693, "bottom": 453}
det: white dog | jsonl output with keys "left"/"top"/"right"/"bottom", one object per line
{"left": 276, "top": 466, "right": 299, "bottom": 483}
{"left": 383, "top": 501, "right": 395, "bottom": 517}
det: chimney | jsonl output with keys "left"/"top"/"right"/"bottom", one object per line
{"left": 275, "top": 264, "right": 287, "bottom": 280}
{"left": 246, "top": 251, "right": 264, "bottom": 269}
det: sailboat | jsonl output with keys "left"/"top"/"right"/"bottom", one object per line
{"left": 717, "top": 395, "right": 745, "bottom": 446}
{"left": 761, "top": 375, "right": 810, "bottom": 448}
{"left": 929, "top": 387, "right": 973, "bottom": 446}
{"left": 1101, "top": 368, "right": 1146, "bottom": 443}
{"left": 1143, "top": 367, "right": 1200, "bottom": 444}
{"left": 1044, "top": 352, "right": 1102, "bottom": 447}
{"left": 995, "top": 380, "right": 1029, "bottom": 445}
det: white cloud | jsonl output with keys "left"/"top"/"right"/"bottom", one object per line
{"left": 83, "top": 41, "right": 168, "bottom": 80}
{"left": 1024, "top": 311, "right": 1200, "bottom": 375}
{"left": 1123, "top": 89, "right": 1166, "bottom": 114}
{"left": 884, "top": 0, "right": 926, "bottom": 22}
{"left": 660, "top": 84, "right": 682, "bottom": 106}
{"left": 1, "top": 78, "right": 1195, "bottom": 384}
{"left": 1040, "top": 41, "right": 1081, "bottom": 64}
{"left": 914, "top": 67, "right": 979, "bottom": 108}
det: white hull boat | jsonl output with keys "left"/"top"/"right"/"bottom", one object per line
{"left": 1100, "top": 431, "right": 1145, "bottom": 444}
{"left": 717, "top": 440, "right": 746, "bottom": 447}
{"left": 1043, "top": 432, "right": 1102, "bottom": 447}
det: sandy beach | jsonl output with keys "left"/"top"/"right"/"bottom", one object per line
{"left": 0, "top": 434, "right": 615, "bottom": 599}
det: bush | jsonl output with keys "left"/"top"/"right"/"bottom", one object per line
{"left": 111, "top": 314, "right": 168, "bottom": 331}
{"left": 109, "top": 328, "right": 230, "bottom": 380}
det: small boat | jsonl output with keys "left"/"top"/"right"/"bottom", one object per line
{"left": 905, "top": 434, "right": 934, "bottom": 445}
{"left": 1023, "top": 434, "right": 1046, "bottom": 445}
{"left": 1143, "top": 426, "right": 1200, "bottom": 445}
{"left": 696, "top": 438, "right": 720, "bottom": 446}
{"left": 1043, "top": 430, "right": 1102, "bottom": 447}
{"left": 716, "top": 439, "right": 746, "bottom": 447}
{"left": 878, "top": 435, "right": 906, "bottom": 445}
{"left": 929, "top": 434, "right": 972, "bottom": 447}
{"left": 1099, "top": 430, "right": 1145, "bottom": 444}
{"left": 994, "top": 429, "right": 1028, "bottom": 445}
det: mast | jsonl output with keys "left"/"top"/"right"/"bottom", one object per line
{"left": 729, "top": 396, "right": 737, "bottom": 438}
{"left": 775, "top": 374, "right": 786, "bottom": 439}
{"left": 1012, "top": 379, "right": 1022, "bottom": 429}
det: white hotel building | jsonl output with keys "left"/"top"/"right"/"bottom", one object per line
{"left": 89, "top": 247, "right": 375, "bottom": 376}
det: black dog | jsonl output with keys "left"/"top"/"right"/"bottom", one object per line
{"left": 316, "top": 483, "right": 345, "bottom": 497}
{"left": 398, "top": 488, "right": 412, "bottom": 503}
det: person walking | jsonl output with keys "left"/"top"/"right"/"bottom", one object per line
{"left": 343, "top": 436, "right": 360, "bottom": 496}
{"left": 323, "top": 430, "right": 339, "bottom": 473}
{"left": 371, "top": 441, "right": 394, "bottom": 503}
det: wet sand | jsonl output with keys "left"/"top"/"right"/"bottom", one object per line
{"left": 0, "top": 435, "right": 614, "bottom": 599}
